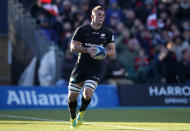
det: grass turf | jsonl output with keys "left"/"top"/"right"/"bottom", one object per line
{"left": 0, "top": 108, "right": 190, "bottom": 131}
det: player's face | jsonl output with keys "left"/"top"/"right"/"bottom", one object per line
{"left": 92, "top": 10, "right": 105, "bottom": 25}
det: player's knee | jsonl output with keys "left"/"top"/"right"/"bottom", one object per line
{"left": 83, "top": 93, "right": 92, "bottom": 100}
{"left": 68, "top": 93, "right": 78, "bottom": 102}
{"left": 83, "top": 89, "right": 93, "bottom": 100}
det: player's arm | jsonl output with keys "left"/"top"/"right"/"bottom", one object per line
{"left": 105, "top": 31, "right": 116, "bottom": 59}
{"left": 106, "top": 42, "right": 116, "bottom": 58}
{"left": 70, "top": 27, "right": 96, "bottom": 56}
{"left": 70, "top": 26, "right": 89, "bottom": 53}
{"left": 70, "top": 40, "right": 96, "bottom": 57}
{"left": 70, "top": 40, "right": 88, "bottom": 53}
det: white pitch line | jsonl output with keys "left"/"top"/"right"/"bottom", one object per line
{"left": 0, "top": 114, "right": 162, "bottom": 131}
{"left": 86, "top": 123, "right": 157, "bottom": 131}
{"left": 0, "top": 114, "right": 68, "bottom": 123}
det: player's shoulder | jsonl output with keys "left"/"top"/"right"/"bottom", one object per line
{"left": 101, "top": 26, "right": 113, "bottom": 35}
{"left": 77, "top": 24, "right": 90, "bottom": 31}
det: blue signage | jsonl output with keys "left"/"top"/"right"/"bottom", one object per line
{"left": 0, "top": 85, "right": 119, "bottom": 109}
{"left": 119, "top": 84, "right": 190, "bottom": 106}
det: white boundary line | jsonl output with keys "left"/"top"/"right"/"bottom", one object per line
{"left": 0, "top": 114, "right": 67, "bottom": 122}
{"left": 0, "top": 114, "right": 162, "bottom": 131}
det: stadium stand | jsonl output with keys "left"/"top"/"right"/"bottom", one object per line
{"left": 9, "top": 0, "right": 190, "bottom": 86}
{"left": 1, "top": 1, "right": 190, "bottom": 130}
{"left": 0, "top": 0, "right": 9, "bottom": 85}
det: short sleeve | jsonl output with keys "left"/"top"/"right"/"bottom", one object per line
{"left": 72, "top": 27, "right": 83, "bottom": 43}
{"left": 107, "top": 31, "right": 115, "bottom": 43}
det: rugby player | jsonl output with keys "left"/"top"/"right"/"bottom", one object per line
{"left": 68, "top": 5, "right": 116, "bottom": 128}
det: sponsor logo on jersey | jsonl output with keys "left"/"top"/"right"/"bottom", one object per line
{"left": 92, "top": 32, "right": 99, "bottom": 35}
{"left": 85, "top": 43, "right": 103, "bottom": 47}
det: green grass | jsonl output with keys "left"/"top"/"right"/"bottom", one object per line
{"left": 0, "top": 108, "right": 190, "bottom": 131}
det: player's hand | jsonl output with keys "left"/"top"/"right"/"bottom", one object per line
{"left": 87, "top": 46, "right": 97, "bottom": 58}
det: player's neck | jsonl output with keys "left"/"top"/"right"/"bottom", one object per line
{"left": 90, "top": 22, "right": 102, "bottom": 30}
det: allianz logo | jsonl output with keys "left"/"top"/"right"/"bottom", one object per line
{"left": 85, "top": 43, "right": 103, "bottom": 47}
{"left": 6, "top": 90, "right": 98, "bottom": 107}
{"left": 7, "top": 90, "right": 68, "bottom": 106}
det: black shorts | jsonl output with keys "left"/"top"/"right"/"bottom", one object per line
{"left": 69, "top": 63, "right": 101, "bottom": 84}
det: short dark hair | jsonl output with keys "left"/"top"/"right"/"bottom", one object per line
{"left": 92, "top": 6, "right": 104, "bottom": 14}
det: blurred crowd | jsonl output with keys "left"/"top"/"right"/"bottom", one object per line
{"left": 19, "top": 0, "right": 190, "bottom": 85}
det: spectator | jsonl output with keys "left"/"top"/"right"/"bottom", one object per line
{"left": 173, "top": 35, "right": 190, "bottom": 62}
{"left": 135, "top": 48, "right": 149, "bottom": 71}
{"left": 183, "top": 29, "right": 190, "bottom": 44}
{"left": 30, "top": 0, "right": 52, "bottom": 19}
{"left": 115, "top": 22, "right": 125, "bottom": 37}
{"left": 156, "top": 42, "right": 178, "bottom": 84}
{"left": 131, "top": 18, "right": 144, "bottom": 35}
{"left": 136, "top": 28, "right": 152, "bottom": 57}
{"left": 116, "top": 27, "right": 131, "bottom": 47}
{"left": 135, "top": 0, "right": 153, "bottom": 24}
{"left": 134, "top": 48, "right": 149, "bottom": 82}
{"left": 178, "top": 48, "right": 190, "bottom": 84}
{"left": 117, "top": 38, "right": 140, "bottom": 82}
{"left": 118, "top": 0, "right": 136, "bottom": 9}
{"left": 174, "top": 0, "right": 190, "bottom": 28}
{"left": 72, "top": 11, "right": 85, "bottom": 29}
{"left": 61, "top": 0, "right": 72, "bottom": 22}
{"left": 169, "top": 2, "right": 179, "bottom": 18}
{"left": 39, "top": 14, "right": 58, "bottom": 43}
{"left": 103, "top": 58, "right": 133, "bottom": 85}
{"left": 17, "top": 0, "right": 190, "bottom": 84}
{"left": 105, "top": 1, "right": 122, "bottom": 26}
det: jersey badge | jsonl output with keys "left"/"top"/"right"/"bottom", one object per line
{"left": 85, "top": 33, "right": 90, "bottom": 36}
{"left": 101, "top": 34, "right": 105, "bottom": 37}
{"left": 100, "top": 34, "right": 106, "bottom": 39}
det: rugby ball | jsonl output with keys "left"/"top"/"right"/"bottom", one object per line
{"left": 93, "top": 46, "right": 106, "bottom": 60}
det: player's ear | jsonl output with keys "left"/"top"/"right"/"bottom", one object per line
{"left": 91, "top": 14, "right": 94, "bottom": 19}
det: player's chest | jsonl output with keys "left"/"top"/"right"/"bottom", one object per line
{"left": 82, "top": 31, "right": 107, "bottom": 44}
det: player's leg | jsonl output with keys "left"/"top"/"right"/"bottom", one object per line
{"left": 81, "top": 80, "right": 98, "bottom": 110}
{"left": 68, "top": 63, "right": 85, "bottom": 128}
{"left": 68, "top": 82, "right": 83, "bottom": 128}
{"left": 77, "top": 80, "right": 98, "bottom": 125}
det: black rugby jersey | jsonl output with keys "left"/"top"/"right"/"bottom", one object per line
{"left": 72, "top": 24, "right": 114, "bottom": 67}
